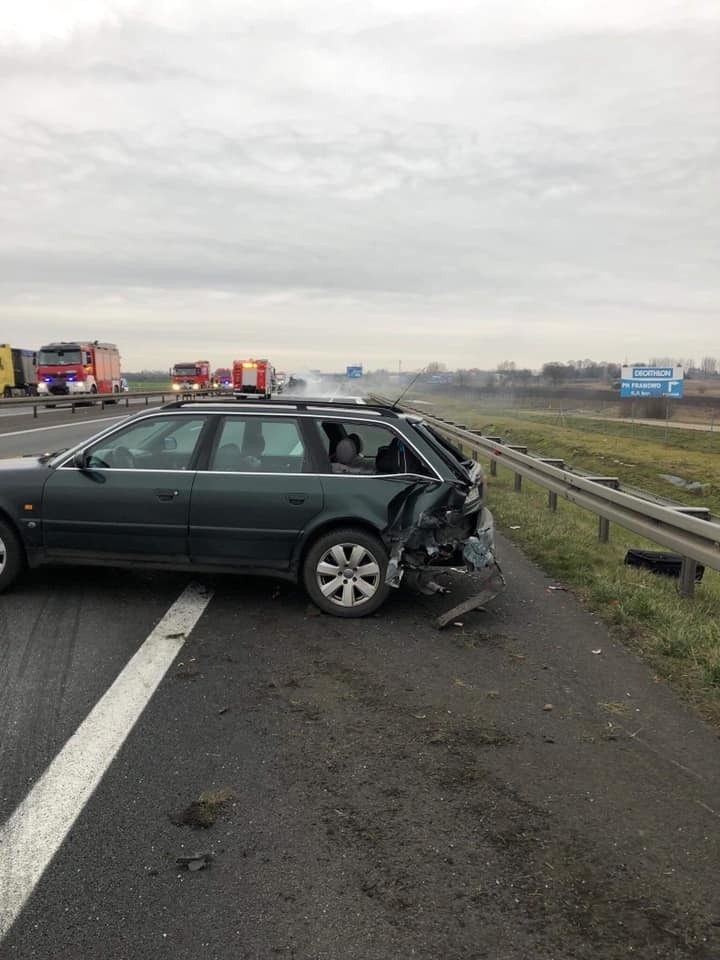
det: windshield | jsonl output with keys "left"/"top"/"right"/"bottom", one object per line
{"left": 173, "top": 365, "right": 199, "bottom": 377}
{"left": 38, "top": 347, "right": 83, "bottom": 365}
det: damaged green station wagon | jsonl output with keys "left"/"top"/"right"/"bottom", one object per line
{"left": 0, "top": 399, "right": 501, "bottom": 617}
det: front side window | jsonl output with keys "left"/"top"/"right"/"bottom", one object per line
{"left": 209, "top": 417, "right": 306, "bottom": 473}
{"left": 80, "top": 415, "right": 208, "bottom": 470}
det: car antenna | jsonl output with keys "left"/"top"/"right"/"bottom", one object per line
{"left": 391, "top": 366, "right": 426, "bottom": 410}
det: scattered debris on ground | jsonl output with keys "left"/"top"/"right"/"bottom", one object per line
{"left": 170, "top": 788, "right": 235, "bottom": 829}
{"left": 624, "top": 549, "right": 705, "bottom": 581}
{"left": 176, "top": 852, "right": 213, "bottom": 872}
{"left": 658, "top": 473, "right": 707, "bottom": 494}
{"left": 435, "top": 570, "right": 505, "bottom": 628}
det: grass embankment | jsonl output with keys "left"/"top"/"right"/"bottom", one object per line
{"left": 413, "top": 394, "right": 720, "bottom": 722}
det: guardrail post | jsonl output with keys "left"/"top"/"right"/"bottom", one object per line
{"left": 507, "top": 446, "right": 527, "bottom": 492}
{"left": 586, "top": 478, "right": 619, "bottom": 542}
{"left": 485, "top": 437, "right": 502, "bottom": 476}
{"left": 679, "top": 558, "right": 697, "bottom": 598}
{"left": 71, "top": 402, "right": 76, "bottom": 415}
{"left": 33, "top": 403, "right": 38, "bottom": 419}
{"left": 539, "top": 460, "right": 564, "bottom": 512}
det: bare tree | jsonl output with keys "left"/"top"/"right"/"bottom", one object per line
{"left": 542, "top": 362, "right": 571, "bottom": 386}
{"left": 701, "top": 356, "right": 717, "bottom": 375}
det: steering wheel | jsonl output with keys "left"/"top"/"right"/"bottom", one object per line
{"left": 112, "top": 445, "right": 135, "bottom": 469}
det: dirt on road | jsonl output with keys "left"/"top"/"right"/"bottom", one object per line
{"left": 4, "top": 540, "right": 720, "bottom": 959}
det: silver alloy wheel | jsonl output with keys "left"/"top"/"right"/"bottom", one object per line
{"left": 315, "top": 542, "right": 382, "bottom": 608}
{"left": 0, "top": 533, "right": 6, "bottom": 576}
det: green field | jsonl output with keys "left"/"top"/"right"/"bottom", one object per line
{"left": 409, "top": 392, "right": 720, "bottom": 723}
{"left": 126, "top": 380, "right": 173, "bottom": 393}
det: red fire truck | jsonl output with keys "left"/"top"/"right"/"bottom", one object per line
{"left": 37, "top": 341, "right": 122, "bottom": 397}
{"left": 171, "top": 360, "right": 211, "bottom": 392}
{"left": 212, "top": 367, "right": 232, "bottom": 389}
{"left": 232, "top": 359, "right": 276, "bottom": 398}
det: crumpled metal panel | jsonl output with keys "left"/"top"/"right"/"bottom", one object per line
{"left": 381, "top": 475, "right": 499, "bottom": 589}
{"left": 462, "top": 508, "right": 496, "bottom": 571}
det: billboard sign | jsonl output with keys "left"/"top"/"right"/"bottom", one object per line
{"left": 346, "top": 365, "right": 363, "bottom": 379}
{"left": 620, "top": 366, "right": 684, "bottom": 399}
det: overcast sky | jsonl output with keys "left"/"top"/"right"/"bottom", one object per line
{"left": 1, "top": 0, "right": 718, "bottom": 372}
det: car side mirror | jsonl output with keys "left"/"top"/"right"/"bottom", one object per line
{"left": 163, "top": 436, "right": 178, "bottom": 451}
{"left": 72, "top": 448, "right": 107, "bottom": 481}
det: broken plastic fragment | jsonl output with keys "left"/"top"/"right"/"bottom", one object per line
{"left": 385, "top": 544, "right": 405, "bottom": 588}
{"left": 176, "top": 852, "right": 212, "bottom": 871}
{"left": 462, "top": 515, "right": 496, "bottom": 571}
{"left": 403, "top": 569, "right": 450, "bottom": 595}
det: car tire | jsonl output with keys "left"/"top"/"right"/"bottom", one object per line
{"left": 303, "top": 527, "right": 391, "bottom": 618}
{"left": 0, "top": 519, "right": 24, "bottom": 593}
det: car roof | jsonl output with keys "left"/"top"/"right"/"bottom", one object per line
{"left": 159, "top": 397, "right": 404, "bottom": 419}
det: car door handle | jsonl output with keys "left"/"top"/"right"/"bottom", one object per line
{"left": 155, "top": 488, "right": 180, "bottom": 501}
{"left": 287, "top": 494, "right": 306, "bottom": 505}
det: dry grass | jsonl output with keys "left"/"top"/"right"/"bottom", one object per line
{"left": 417, "top": 393, "right": 720, "bottom": 722}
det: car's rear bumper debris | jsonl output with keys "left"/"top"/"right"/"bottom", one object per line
{"left": 435, "top": 564, "right": 505, "bottom": 629}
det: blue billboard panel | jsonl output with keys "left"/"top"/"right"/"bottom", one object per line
{"left": 620, "top": 366, "right": 683, "bottom": 399}
{"left": 346, "top": 365, "right": 363, "bottom": 379}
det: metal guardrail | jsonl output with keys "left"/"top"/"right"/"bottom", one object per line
{"left": 375, "top": 397, "right": 720, "bottom": 597}
{"left": 0, "top": 388, "right": 222, "bottom": 419}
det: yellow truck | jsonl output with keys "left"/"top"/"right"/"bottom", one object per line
{"left": 0, "top": 344, "right": 38, "bottom": 397}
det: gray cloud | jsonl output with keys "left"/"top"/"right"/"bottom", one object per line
{"left": 1, "top": 3, "right": 718, "bottom": 370}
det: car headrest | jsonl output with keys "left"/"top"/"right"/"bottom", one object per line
{"left": 347, "top": 432, "right": 363, "bottom": 455}
{"left": 242, "top": 426, "right": 265, "bottom": 457}
{"left": 334, "top": 436, "right": 359, "bottom": 466}
{"left": 214, "top": 442, "right": 242, "bottom": 470}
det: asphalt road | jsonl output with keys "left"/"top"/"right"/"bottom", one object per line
{"left": 1, "top": 412, "right": 720, "bottom": 959}
{"left": 0, "top": 399, "right": 166, "bottom": 459}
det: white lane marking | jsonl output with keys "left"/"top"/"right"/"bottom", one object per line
{"left": 0, "top": 416, "right": 126, "bottom": 439}
{"left": 0, "top": 581, "right": 213, "bottom": 939}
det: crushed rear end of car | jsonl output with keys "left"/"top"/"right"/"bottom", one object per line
{"left": 382, "top": 422, "right": 504, "bottom": 624}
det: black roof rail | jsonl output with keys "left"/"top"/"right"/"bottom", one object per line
{"left": 160, "top": 397, "right": 401, "bottom": 417}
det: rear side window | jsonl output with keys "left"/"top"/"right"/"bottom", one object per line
{"left": 209, "top": 416, "right": 306, "bottom": 473}
{"left": 314, "top": 421, "right": 432, "bottom": 476}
